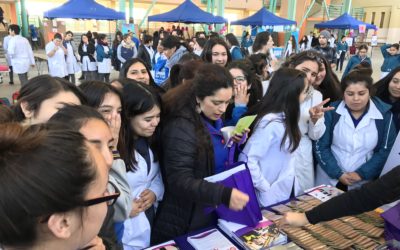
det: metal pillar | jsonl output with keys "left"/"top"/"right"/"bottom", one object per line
{"left": 322, "top": 0, "right": 330, "bottom": 20}
{"left": 269, "top": 0, "right": 277, "bottom": 13}
{"left": 216, "top": 0, "right": 224, "bottom": 32}
{"left": 285, "top": 0, "right": 297, "bottom": 43}
{"left": 287, "top": 0, "right": 297, "bottom": 21}
{"left": 343, "top": 0, "right": 352, "bottom": 14}
{"left": 299, "top": 0, "right": 316, "bottom": 27}
{"left": 211, "top": 0, "right": 215, "bottom": 15}
{"left": 15, "top": 0, "right": 21, "bottom": 26}
{"left": 204, "top": 0, "right": 212, "bottom": 34}
{"left": 138, "top": 0, "right": 157, "bottom": 29}
{"left": 129, "top": 0, "right": 134, "bottom": 20}
{"left": 20, "top": 0, "right": 28, "bottom": 37}
{"left": 206, "top": 0, "right": 211, "bottom": 12}
{"left": 119, "top": 0, "right": 126, "bottom": 30}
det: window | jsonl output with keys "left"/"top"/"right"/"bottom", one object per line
{"left": 380, "top": 12, "right": 385, "bottom": 28}
{"left": 371, "top": 12, "right": 376, "bottom": 25}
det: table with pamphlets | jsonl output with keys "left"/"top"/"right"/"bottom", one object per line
{"left": 145, "top": 183, "right": 391, "bottom": 250}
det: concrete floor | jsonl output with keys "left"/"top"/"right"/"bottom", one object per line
{"left": 0, "top": 46, "right": 385, "bottom": 101}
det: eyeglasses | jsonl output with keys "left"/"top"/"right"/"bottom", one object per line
{"left": 39, "top": 183, "right": 120, "bottom": 224}
{"left": 84, "top": 182, "right": 120, "bottom": 207}
{"left": 233, "top": 76, "right": 246, "bottom": 82}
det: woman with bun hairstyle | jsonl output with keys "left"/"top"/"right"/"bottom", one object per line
{"left": 314, "top": 71, "right": 396, "bottom": 191}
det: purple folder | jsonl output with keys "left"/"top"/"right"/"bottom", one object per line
{"left": 381, "top": 202, "right": 400, "bottom": 243}
{"left": 204, "top": 162, "right": 262, "bottom": 227}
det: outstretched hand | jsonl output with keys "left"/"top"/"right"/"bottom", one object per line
{"left": 309, "top": 98, "right": 335, "bottom": 124}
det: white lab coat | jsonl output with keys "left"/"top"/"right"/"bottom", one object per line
{"left": 3, "top": 35, "right": 11, "bottom": 65}
{"left": 122, "top": 149, "right": 164, "bottom": 250}
{"left": 97, "top": 45, "right": 112, "bottom": 74}
{"left": 284, "top": 40, "right": 294, "bottom": 57}
{"left": 46, "top": 41, "right": 68, "bottom": 78}
{"left": 293, "top": 89, "right": 326, "bottom": 195}
{"left": 307, "top": 35, "right": 312, "bottom": 50}
{"left": 65, "top": 42, "right": 81, "bottom": 74}
{"left": 7, "top": 35, "right": 35, "bottom": 74}
{"left": 329, "top": 37, "right": 336, "bottom": 48}
{"left": 81, "top": 44, "right": 97, "bottom": 72}
{"left": 316, "top": 100, "right": 381, "bottom": 189}
{"left": 239, "top": 113, "right": 295, "bottom": 207}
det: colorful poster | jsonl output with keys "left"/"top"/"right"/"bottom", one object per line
{"left": 122, "top": 23, "right": 135, "bottom": 35}
{"left": 359, "top": 24, "right": 367, "bottom": 34}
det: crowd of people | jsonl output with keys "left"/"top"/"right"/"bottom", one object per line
{"left": 1, "top": 24, "right": 400, "bottom": 250}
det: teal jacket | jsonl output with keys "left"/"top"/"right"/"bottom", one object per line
{"left": 381, "top": 44, "right": 400, "bottom": 72}
{"left": 336, "top": 41, "right": 348, "bottom": 52}
{"left": 313, "top": 97, "right": 396, "bottom": 180}
{"left": 342, "top": 55, "right": 371, "bottom": 79}
{"left": 96, "top": 44, "right": 113, "bottom": 63}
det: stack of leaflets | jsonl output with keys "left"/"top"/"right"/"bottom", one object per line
{"left": 144, "top": 240, "right": 179, "bottom": 250}
{"left": 187, "top": 228, "right": 237, "bottom": 250}
{"left": 218, "top": 218, "right": 287, "bottom": 250}
{"left": 305, "top": 184, "right": 344, "bottom": 202}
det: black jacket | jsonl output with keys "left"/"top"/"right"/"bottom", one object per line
{"left": 137, "top": 44, "right": 153, "bottom": 70}
{"left": 306, "top": 165, "right": 400, "bottom": 224}
{"left": 78, "top": 42, "right": 96, "bottom": 63}
{"left": 151, "top": 108, "right": 232, "bottom": 244}
{"left": 313, "top": 45, "right": 336, "bottom": 65}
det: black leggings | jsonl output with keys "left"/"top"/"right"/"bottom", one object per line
{"left": 336, "top": 51, "right": 346, "bottom": 71}
{"left": 98, "top": 73, "right": 110, "bottom": 83}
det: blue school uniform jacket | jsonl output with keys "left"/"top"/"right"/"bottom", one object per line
{"left": 381, "top": 44, "right": 400, "bottom": 72}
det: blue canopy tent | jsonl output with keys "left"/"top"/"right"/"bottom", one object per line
{"left": 230, "top": 7, "right": 296, "bottom": 26}
{"left": 148, "top": 0, "right": 226, "bottom": 24}
{"left": 315, "top": 13, "right": 376, "bottom": 30}
{"left": 43, "top": 0, "right": 125, "bottom": 20}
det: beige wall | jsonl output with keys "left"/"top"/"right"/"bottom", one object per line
{"left": 353, "top": 0, "right": 400, "bottom": 43}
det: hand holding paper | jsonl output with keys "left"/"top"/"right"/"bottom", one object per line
{"left": 233, "top": 115, "right": 257, "bottom": 135}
